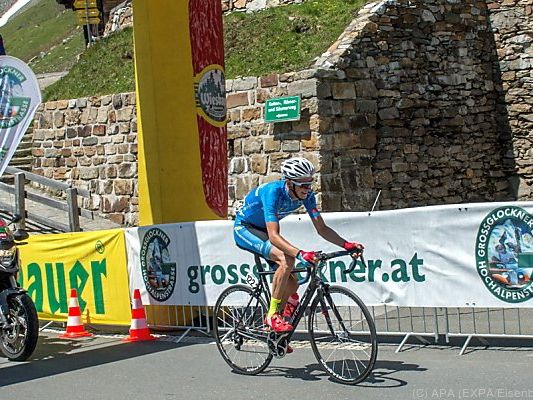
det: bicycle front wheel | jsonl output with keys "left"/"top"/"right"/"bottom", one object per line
{"left": 213, "top": 284, "right": 272, "bottom": 375}
{"left": 309, "top": 286, "right": 377, "bottom": 384}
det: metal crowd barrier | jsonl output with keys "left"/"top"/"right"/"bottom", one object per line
{"left": 146, "top": 304, "right": 533, "bottom": 354}
{"left": 352, "top": 306, "right": 533, "bottom": 355}
{"left": 145, "top": 305, "right": 212, "bottom": 343}
{"left": 444, "top": 307, "right": 533, "bottom": 355}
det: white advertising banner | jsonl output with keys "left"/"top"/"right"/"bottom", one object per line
{"left": 0, "top": 56, "right": 42, "bottom": 177}
{"left": 126, "top": 201, "right": 533, "bottom": 308}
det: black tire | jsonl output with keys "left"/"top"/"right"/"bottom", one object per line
{"left": 0, "top": 293, "right": 39, "bottom": 361}
{"left": 213, "top": 284, "right": 272, "bottom": 375}
{"left": 309, "top": 286, "right": 377, "bottom": 384}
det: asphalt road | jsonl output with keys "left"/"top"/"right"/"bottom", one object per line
{"left": 0, "top": 331, "right": 532, "bottom": 400}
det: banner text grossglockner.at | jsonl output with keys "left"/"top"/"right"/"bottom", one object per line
{"left": 126, "top": 202, "right": 533, "bottom": 308}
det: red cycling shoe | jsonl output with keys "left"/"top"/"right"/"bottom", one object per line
{"left": 265, "top": 313, "right": 293, "bottom": 333}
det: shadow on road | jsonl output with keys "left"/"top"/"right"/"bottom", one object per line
{"left": 258, "top": 362, "right": 328, "bottom": 382}
{"left": 361, "top": 360, "right": 427, "bottom": 388}
{"left": 0, "top": 334, "right": 192, "bottom": 387}
{"left": 254, "top": 359, "right": 426, "bottom": 387}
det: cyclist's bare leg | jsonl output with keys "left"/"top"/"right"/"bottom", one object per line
{"left": 280, "top": 274, "right": 298, "bottom": 311}
{"left": 269, "top": 246, "right": 295, "bottom": 312}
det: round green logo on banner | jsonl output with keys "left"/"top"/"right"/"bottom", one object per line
{"left": 0, "top": 66, "right": 31, "bottom": 128}
{"left": 140, "top": 228, "right": 177, "bottom": 302}
{"left": 475, "top": 206, "right": 533, "bottom": 303}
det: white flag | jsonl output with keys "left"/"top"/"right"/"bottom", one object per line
{"left": 0, "top": 55, "right": 42, "bottom": 177}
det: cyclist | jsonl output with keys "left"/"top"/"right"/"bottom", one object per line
{"left": 233, "top": 157, "right": 364, "bottom": 333}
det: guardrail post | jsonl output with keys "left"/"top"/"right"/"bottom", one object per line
{"left": 14, "top": 172, "right": 26, "bottom": 230}
{"left": 66, "top": 187, "right": 80, "bottom": 232}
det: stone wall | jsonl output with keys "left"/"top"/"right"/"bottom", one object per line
{"left": 226, "top": 0, "right": 523, "bottom": 212}
{"left": 104, "top": 0, "right": 132, "bottom": 36}
{"left": 226, "top": 72, "right": 321, "bottom": 214}
{"left": 32, "top": 94, "right": 138, "bottom": 226}
{"left": 311, "top": 0, "right": 512, "bottom": 210}
{"left": 487, "top": 0, "right": 533, "bottom": 199}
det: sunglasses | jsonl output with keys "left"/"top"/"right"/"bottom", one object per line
{"left": 291, "top": 180, "right": 313, "bottom": 189}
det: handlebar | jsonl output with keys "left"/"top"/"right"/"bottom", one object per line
{"left": 315, "top": 249, "right": 366, "bottom": 274}
{"left": 296, "top": 248, "right": 365, "bottom": 285}
{"left": 315, "top": 249, "right": 355, "bottom": 261}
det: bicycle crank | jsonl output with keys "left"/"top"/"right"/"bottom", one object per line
{"left": 267, "top": 331, "right": 289, "bottom": 358}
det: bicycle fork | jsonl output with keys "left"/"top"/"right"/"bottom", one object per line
{"left": 316, "top": 286, "right": 350, "bottom": 339}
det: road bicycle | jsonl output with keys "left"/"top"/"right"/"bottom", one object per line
{"left": 213, "top": 249, "right": 378, "bottom": 385}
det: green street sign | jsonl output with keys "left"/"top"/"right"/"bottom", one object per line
{"left": 265, "top": 96, "right": 301, "bottom": 123}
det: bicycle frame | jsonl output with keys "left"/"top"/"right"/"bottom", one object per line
{"left": 247, "top": 250, "right": 362, "bottom": 343}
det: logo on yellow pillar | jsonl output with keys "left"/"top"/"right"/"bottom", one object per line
{"left": 194, "top": 64, "right": 227, "bottom": 127}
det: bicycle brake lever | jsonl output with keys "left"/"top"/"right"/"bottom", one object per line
{"left": 344, "top": 254, "right": 366, "bottom": 275}
{"left": 314, "top": 251, "right": 326, "bottom": 262}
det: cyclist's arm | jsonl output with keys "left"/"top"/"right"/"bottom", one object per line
{"left": 302, "top": 193, "right": 346, "bottom": 248}
{"left": 310, "top": 215, "right": 347, "bottom": 248}
{"left": 265, "top": 221, "right": 300, "bottom": 258}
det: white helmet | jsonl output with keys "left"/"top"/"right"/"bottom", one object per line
{"left": 281, "top": 157, "right": 315, "bottom": 180}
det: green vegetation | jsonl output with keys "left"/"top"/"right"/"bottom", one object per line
{"left": 29, "top": 31, "right": 85, "bottom": 74}
{"left": 44, "top": 27, "right": 134, "bottom": 101}
{"left": 224, "top": 0, "right": 365, "bottom": 78}
{"left": 0, "top": 0, "right": 85, "bottom": 73}
{"left": 5, "top": 0, "right": 366, "bottom": 100}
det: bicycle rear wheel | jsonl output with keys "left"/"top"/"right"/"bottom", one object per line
{"left": 309, "top": 286, "right": 377, "bottom": 384}
{"left": 213, "top": 284, "right": 272, "bottom": 375}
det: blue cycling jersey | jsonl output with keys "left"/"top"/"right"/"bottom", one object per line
{"left": 235, "top": 180, "right": 320, "bottom": 229}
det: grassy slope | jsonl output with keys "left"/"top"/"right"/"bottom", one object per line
{"left": 0, "top": 0, "right": 85, "bottom": 73}
{"left": 224, "top": 0, "right": 365, "bottom": 78}
{"left": 29, "top": 31, "right": 85, "bottom": 73}
{"left": 44, "top": 27, "right": 134, "bottom": 101}
{"left": 45, "top": 0, "right": 365, "bottom": 100}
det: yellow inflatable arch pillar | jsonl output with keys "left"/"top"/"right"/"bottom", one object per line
{"left": 133, "top": 0, "right": 228, "bottom": 225}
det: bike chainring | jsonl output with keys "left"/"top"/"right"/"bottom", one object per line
{"left": 267, "top": 331, "right": 289, "bottom": 358}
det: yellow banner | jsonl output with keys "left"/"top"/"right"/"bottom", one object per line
{"left": 18, "top": 229, "right": 131, "bottom": 325}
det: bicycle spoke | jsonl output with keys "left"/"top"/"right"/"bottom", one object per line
{"left": 219, "top": 328, "right": 236, "bottom": 342}
{"left": 309, "top": 286, "right": 377, "bottom": 384}
{"left": 325, "top": 343, "right": 366, "bottom": 379}
{"left": 214, "top": 285, "right": 272, "bottom": 375}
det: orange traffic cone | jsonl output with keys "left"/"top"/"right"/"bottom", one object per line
{"left": 59, "top": 289, "right": 93, "bottom": 339}
{"left": 123, "top": 289, "right": 156, "bottom": 342}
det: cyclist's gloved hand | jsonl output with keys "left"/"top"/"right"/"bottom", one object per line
{"left": 343, "top": 241, "right": 364, "bottom": 257}
{"left": 296, "top": 250, "right": 317, "bottom": 267}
